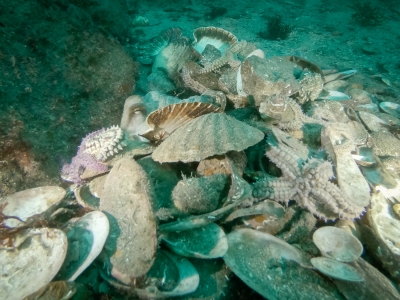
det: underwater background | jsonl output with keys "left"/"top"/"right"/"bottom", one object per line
{"left": 1, "top": 0, "right": 399, "bottom": 196}
{"left": 1, "top": 0, "right": 400, "bottom": 299}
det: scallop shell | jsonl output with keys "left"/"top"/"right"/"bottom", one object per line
{"left": 193, "top": 27, "right": 238, "bottom": 54}
{"left": 152, "top": 113, "right": 264, "bottom": 163}
{"left": 313, "top": 226, "right": 363, "bottom": 262}
{"left": 140, "top": 102, "right": 222, "bottom": 142}
{"left": 84, "top": 125, "right": 126, "bottom": 161}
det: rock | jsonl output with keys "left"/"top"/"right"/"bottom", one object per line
{"left": 100, "top": 157, "right": 157, "bottom": 285}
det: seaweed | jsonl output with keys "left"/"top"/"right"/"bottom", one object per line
{"left": 258, "top": 14, "right": 294, "bottom": 41}
{"left": 352, "top": 1, "right": 385, "bottom": 27}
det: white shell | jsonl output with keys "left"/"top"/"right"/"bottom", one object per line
{"left": 0, "top": 228, "right": 68, "bottom": 299}
{"left": 0, "top": 186, "right": 66, "bottom": 228}
{"left": 313, "top": 226, "right": 363, "bottom": 262}
{"left": 311, "top": 257, "right": 363, "bottom": 282}
{"left": 57, "top": 211, "right": 110, "bottom": 281}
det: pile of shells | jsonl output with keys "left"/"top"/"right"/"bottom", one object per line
{"left": 2, "top": 26, "right": 400, "bottom": 299}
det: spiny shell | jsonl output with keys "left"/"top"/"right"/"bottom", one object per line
{"left": 140, "top": 102, "right": 222, "bottom": 142}
{"left": 83, "top": 125, "right": 126, "bottom": 161}
{"left": 152, "top": 113, "right": 264, "bottom": 163}
{"left": 193, "top": 27, "right": 238, "bottom": 54}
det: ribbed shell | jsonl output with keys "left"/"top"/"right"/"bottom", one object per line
{"left": 141, "top": 102, "right": 222, "bottom": 141}
{"left": 193, "top": 27, "right": 238, "bottom": 54}
{"left": 152, "top": 113, "right": 264, "bottom": 163}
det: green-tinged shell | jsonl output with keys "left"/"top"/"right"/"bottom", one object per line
{"left": 310, "top": 257, "right": 363, "bottom": 282}
{"left": 135, "top": 250, "right": 199, "bottom": 298}
{"left": 313, "top": 226, "right": 363, "bottom": 262}
{"left": 172, "top": 174, "right": 228, "bottom": 214}
{"left": 161, "top": 223, "right": 228, "bottom": 259}
{"left": 380, "top": 102, "right": 400, "bottom": 119}
{"left": 141, "top": 102, "right": 222, "bottom": 142}
{"left": 56, "top": 211, "right": 110, "bottom": 281}
{"left": 223, "top": 229, "right": 343, "bottom": 300}
{"left": 193, "top": 27, "right": 238, "bottom": 54}
{"left": 152, "top": 113, "right": 264, "bottom": 163}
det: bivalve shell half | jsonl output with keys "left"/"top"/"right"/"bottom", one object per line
{"left": 193, "top": 27, "right": 238, "bottom": 54}
{"left": 56, "top": 211, "right": 110, "bottom": 281}
{"left": 161, "top": 223, "right": 228, "bottom": 259}
{"left": 152, "top": 113, "right": 264, "bottom": 163}
{"left": 0, "top": 186, "right": 65, "bottom": 228}
{"left": 310, "top": 257, "right": 363, "bottom": 282}
{"left": 313, "top": 226, "right": 363, "bottom": 262}
{"left": 140, "top": 102, "right": 222, "bottom": 142}
{"left": 0, "top": 228, "right": 68, "bottom": 299}
{"left": 379, "top": 102, "right": 400, "bottom": 119}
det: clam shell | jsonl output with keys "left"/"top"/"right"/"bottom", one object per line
{"left": 313, "top": 226, "right": 363, "bottom": 262}
{"left": 135, "top": 250, "right": 199, "bottom": 298}
{"left": 140, "top": 102, "right": 222, "bottom": 142}
{"left": 161, "top": 223, "right": 228, "bottom": 259}
{"left": 223, "top": 229, "right": 343, "bottom": 300}
{"left": 152, "top": 113, "right": 264, "bottom": 163}
{"left": 380, "top": 101, "right": 400, "bottom": 119}
{"left": 0, "top": 186, "right": 65, "bottom": 228}
{"left": 193, "top": 27, "right": 238, "bottom": 54}
{"left": 0, "top": 228, "right": 68, "bottom": 299}
{"left": 56, "top": 211, "right": 110, "bottom": 281}
{"left": 310, "top": 257, "right": 363, "bottom": 282}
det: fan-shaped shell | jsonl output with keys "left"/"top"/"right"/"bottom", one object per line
{"left": 152, "top": 113, "right": 264, "bottom": 163}
{"left": 193, "top": 27, "right": 238, "bottom": 54}
{"left": 141, "top": 102, "right": 222, "bottom": 142}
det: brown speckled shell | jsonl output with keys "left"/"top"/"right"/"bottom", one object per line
{"left": 152, "top": 113, "right": 264, "bottom": 163}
